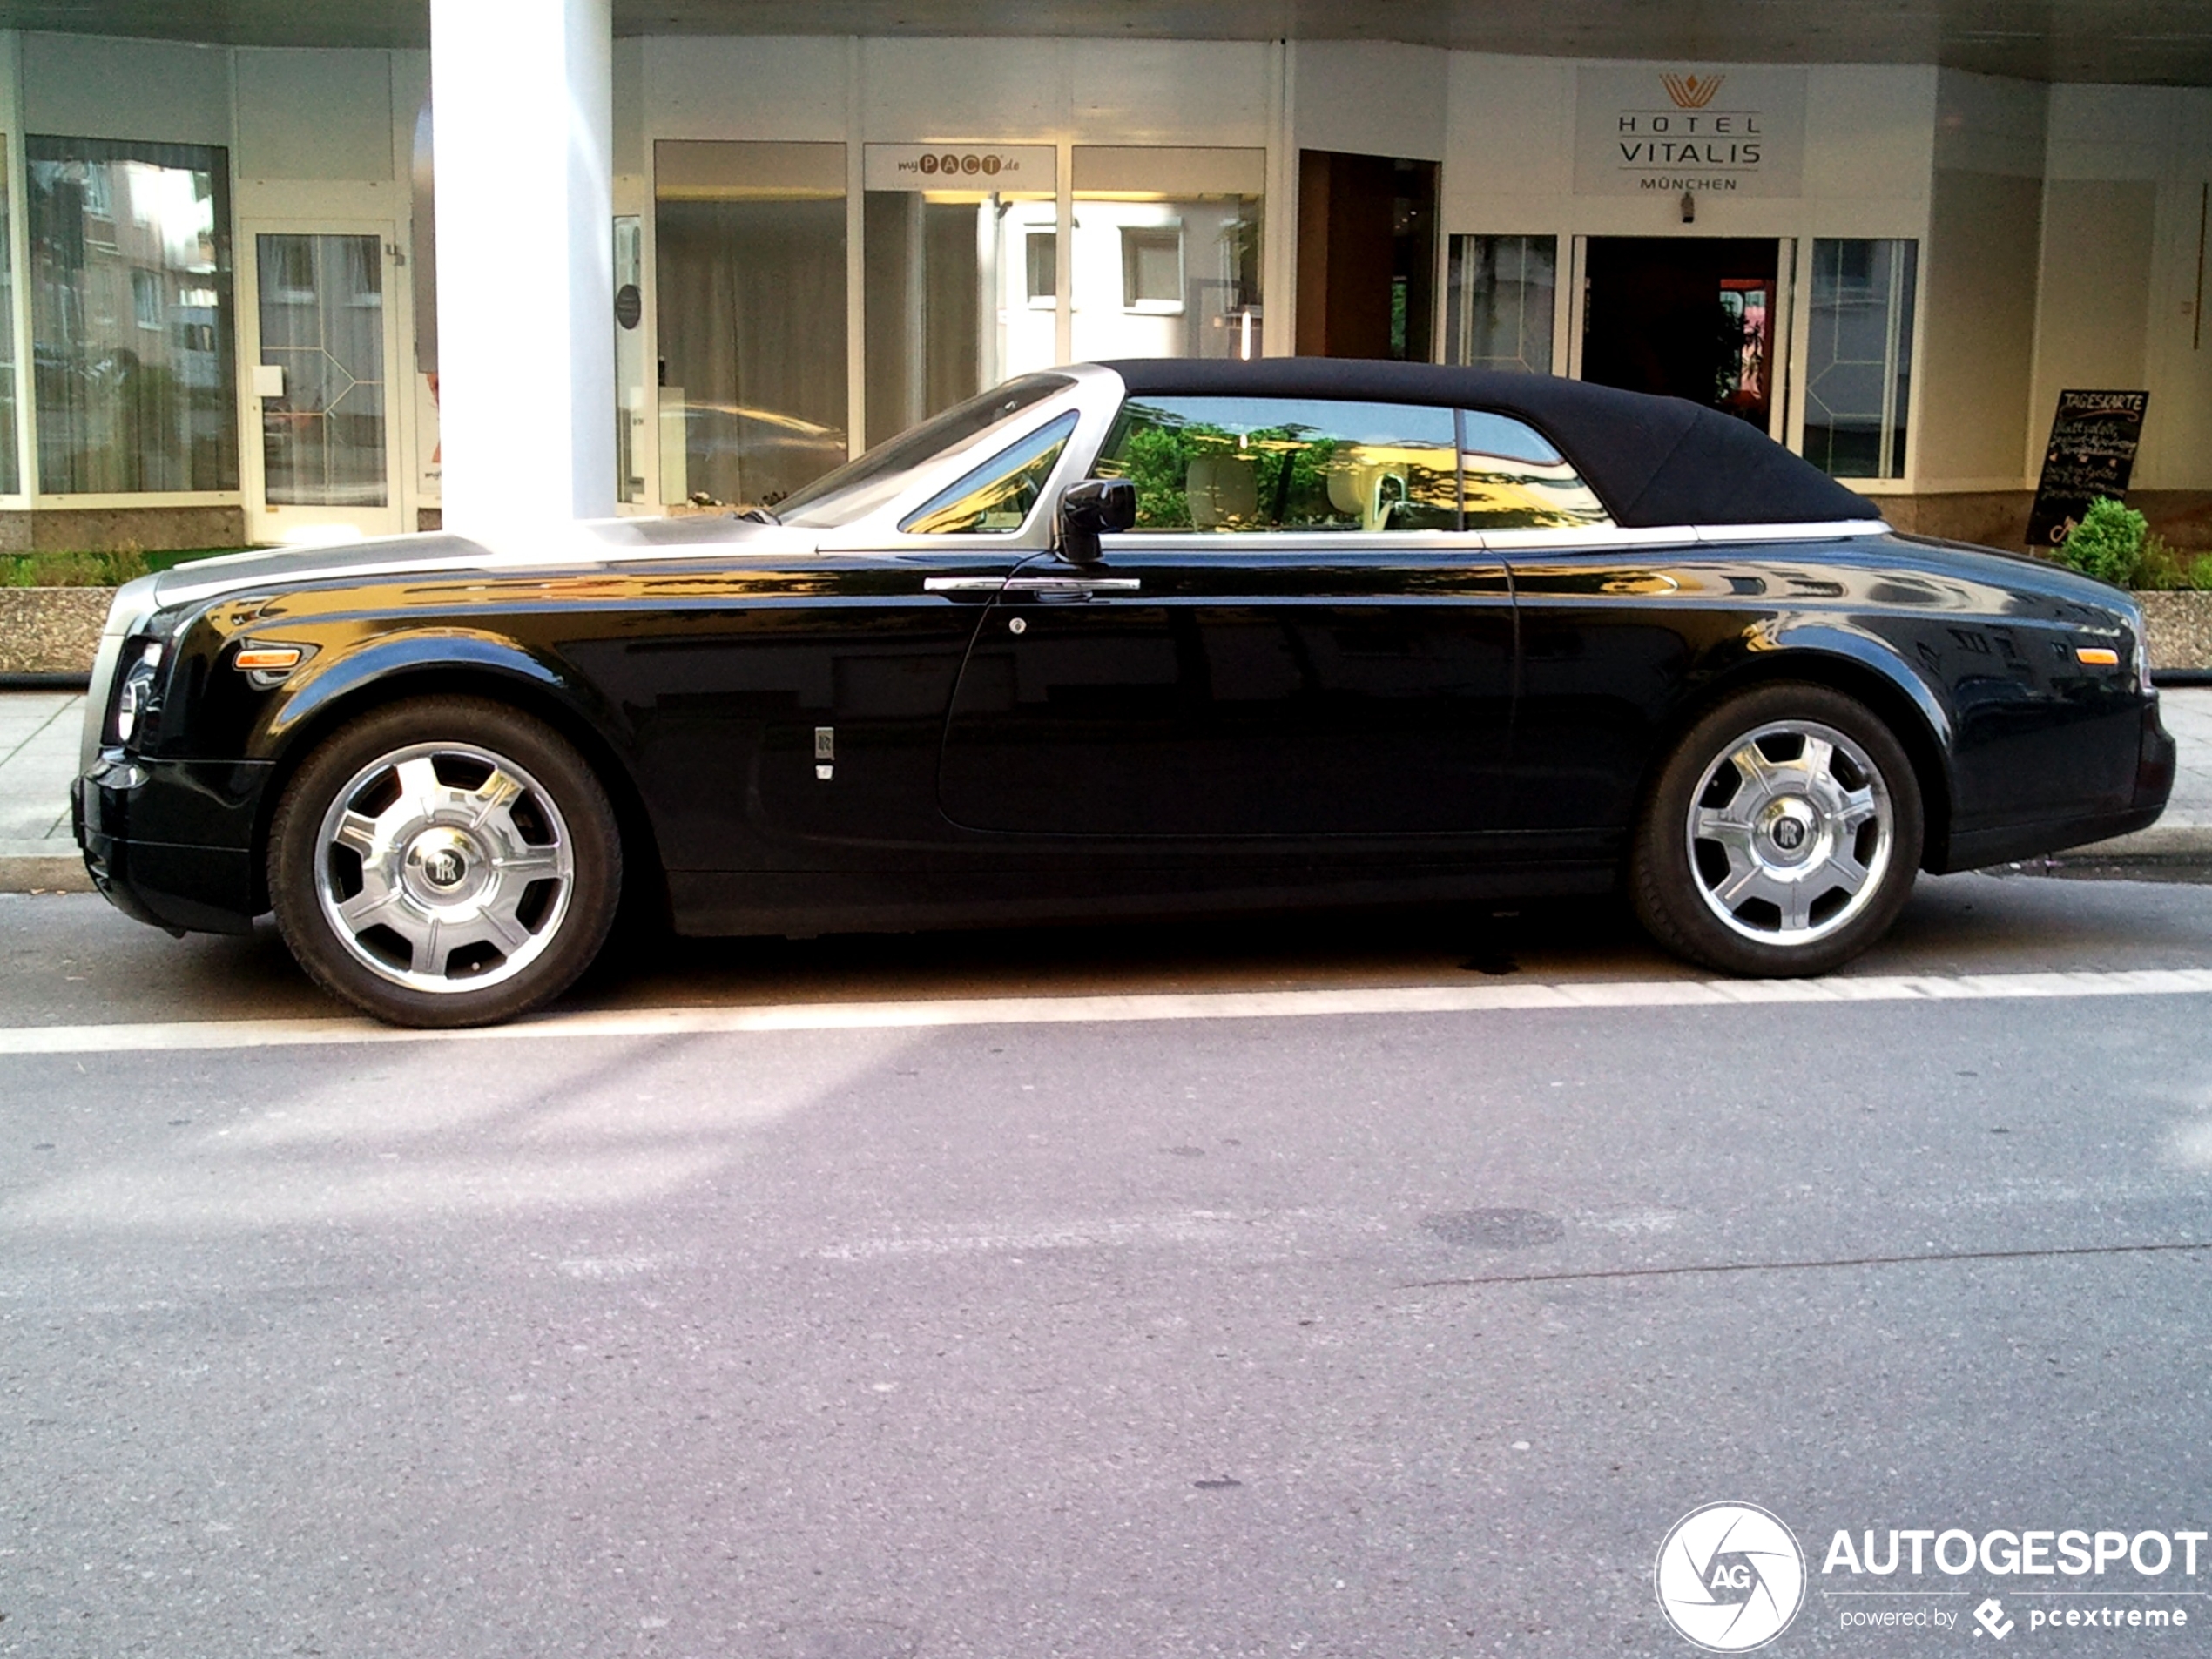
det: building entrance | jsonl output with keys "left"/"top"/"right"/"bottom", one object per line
{"left": 1296, "top": 152, "right": 1438, "bottom": 361}
{"left": 1580, "top": 237, "right": 1782, "bottom": 431}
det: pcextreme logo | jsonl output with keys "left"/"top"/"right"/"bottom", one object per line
{"left": 1656, "top": 1503, "right": 1808, "bottom": 1652}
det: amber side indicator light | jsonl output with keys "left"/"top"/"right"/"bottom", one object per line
{"left": 234, "top": 646, "right": 304, "bottom": 672}
{"left": 2075, "top": 646, "right": 2121, "bottom": 667}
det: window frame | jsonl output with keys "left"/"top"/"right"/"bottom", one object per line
{"left": 1119, "top": 223, "right": 1186, "bottom": 315}
{"left": 1024, "top": 229, "right": 1057, "bottom": 310}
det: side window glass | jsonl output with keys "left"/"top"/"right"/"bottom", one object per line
{"left": 1095, "top": 397, "right": 1460, "bottom": 532}
{"left": 900, "top": 414, "right": 1078, "bottom": 535}
{"left": 1458, "top": 410, "right": 1614, "bottom": 529}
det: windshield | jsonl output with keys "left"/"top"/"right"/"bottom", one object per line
{"left": 777, "top": 374, "right": 1077, "bottom": 529}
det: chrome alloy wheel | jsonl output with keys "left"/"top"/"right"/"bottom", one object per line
{"left": 313, "top": 742, "right": 576, "bottom": 993}
{"left": 1685, "top": 718, "right": 1893, "bottom": 947}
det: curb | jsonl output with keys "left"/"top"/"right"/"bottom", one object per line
{"left": 0, "top": 853, "right": 92, "bottom": 893}
{"left": 2061, "top": 824, "right": 2212, "bottom": 861}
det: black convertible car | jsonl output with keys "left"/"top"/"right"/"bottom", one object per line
{"left": 76, "top": 359, "right": 2173, "bottom": 1026}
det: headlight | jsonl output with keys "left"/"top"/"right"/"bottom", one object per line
{"left": 106, "top": 639, "right": 165, "bottom": 748}
{"left": 2131, "top": 607, "right": 2154, "bottom": 695}
{"left": 80, "top": 573, "right": 163, "bottom": 772}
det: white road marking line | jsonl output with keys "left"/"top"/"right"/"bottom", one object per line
{"left": 1, "top": 966, "right": 2211, "bottom": 1055}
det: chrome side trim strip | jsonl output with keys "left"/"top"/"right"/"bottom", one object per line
{"left": 921, "top": 577, "right": 1008, "bottom": 592}
{"left": 1109, "top": 522, "right": 1888, "bottom": 554}
{"left": 1479, "top": 525, "right": 1692, "bottom": 552}
{"left": 1692, "top": 519, "right": 1892, "bottom": 545}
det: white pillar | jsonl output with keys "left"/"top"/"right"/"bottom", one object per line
{"left": 430, "top": 0, "right": 615, "bottom": 539}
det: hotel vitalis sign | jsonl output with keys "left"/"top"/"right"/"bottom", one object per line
{"left": 1574, "top": 67, "right": 1807, "bottom": 198}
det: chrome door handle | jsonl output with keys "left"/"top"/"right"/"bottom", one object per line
{"left": 1001, "top": 576, "right": 1141, "bottom": 593}
{"left": 921, "top": 574, "right": 1140, "bottom": 597}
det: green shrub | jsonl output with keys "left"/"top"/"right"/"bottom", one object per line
{"left": 2055, "top": 497, "right": 2148, "bottom": 588}
{"left": 2188, "top": 555, "right": 2212, "bottom": 592}
{"left": 0, "top": 545, "right": 242, "bottom": 587}
{"left": 2134, "top": 533, "right": 2186, "bottom": 591}
{"left": 1, "top": 550, "right": 150, "bottom": 587}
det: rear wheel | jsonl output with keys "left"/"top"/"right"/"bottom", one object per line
{"left": 1630, "top": 683, "right": 1924, "bottom": 977}
{"left": 269, "top": 698, "right": 622, "bottom": 1027}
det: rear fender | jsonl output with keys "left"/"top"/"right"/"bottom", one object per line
{"left": 1686, "top": 618, "right": 1960, "bottom": 867}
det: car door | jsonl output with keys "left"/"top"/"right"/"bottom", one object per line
{"left": 937, "top": 395, "right": 1518, "bottom": 839}
{"left": 1501, "top": 529, "right": 1726, "bottom": 835}
{"left": 1450, "top": 414, "right": 1668, "bottom": 836}
{"left": 582, "top": 408, "right": 1080, "bottom": 875}
{"left": 742, "top": 413, "right": 1081, "bottom": 853}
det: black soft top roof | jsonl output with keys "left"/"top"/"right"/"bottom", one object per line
{"left": 1099, "top": 357, "right": 1878, "bottom": 529}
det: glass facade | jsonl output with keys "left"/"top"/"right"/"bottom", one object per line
{"left": 1069, "top": 147, "right": 1264, "bottom": 365}
{"left": 27, "top": 136, "right": 237, "bottom": 494}
{"left": 862, "top": 154, "right": 1056, "bottom": 450}
{"left": 0, "top": 138, "right": 16, "bottom": 495}
{"left": 655, "top": 141, "right": 848, "bottom": 509}
{"left": 860, "top": 147, "right": 1264, "bottom": 452}
{"left": 0, "top": 108, "right": 1935, "bottom": 523}
{"left": 1804, "top": 238, "right": 1918, "bottom": 479}
{"left": 1445, "top": 234, "right": 1556, "bottom": 374}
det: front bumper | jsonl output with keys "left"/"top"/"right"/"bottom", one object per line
{"left": 74, "top": 753, "right": 272, "bottom": 935}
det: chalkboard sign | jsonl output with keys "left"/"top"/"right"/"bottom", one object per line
{"left": 2027, "top": 389, "right": 2148, "bottom": 548}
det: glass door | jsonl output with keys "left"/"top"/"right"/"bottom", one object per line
{"left": 246, "top": 223, "right": 402, "bottom": 543}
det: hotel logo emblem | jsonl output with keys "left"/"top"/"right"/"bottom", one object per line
{"left": 1662, "top": 71, "right": 1725, "bottom": 109}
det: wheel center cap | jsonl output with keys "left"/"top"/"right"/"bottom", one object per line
{"left": 404, "top": 827, "right": 482, "bottom": 900}
{"left": 1759, "top": 797, "right": 1819, "bottom": 863}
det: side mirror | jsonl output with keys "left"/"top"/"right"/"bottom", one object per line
{"left": 1055, "top": 478, "right": 1137, "bottom": 566}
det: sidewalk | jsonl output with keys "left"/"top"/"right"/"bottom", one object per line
{"left": 0, "top": 691, "right": 89, "bottom": 890}
{"left": 2098, "top": 685, "right": 2212, "bottom": 859}
{"left": 3, "top": 688, "right": 2209, "bottom": 894}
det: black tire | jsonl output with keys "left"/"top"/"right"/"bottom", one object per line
{"left": 1630, "top": 682, "right": 1924, "bottom": 978}
{"left": 268, "top": 697, "right": 623, "bottom": 1027}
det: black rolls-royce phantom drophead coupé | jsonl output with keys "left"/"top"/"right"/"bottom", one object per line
{"left": 76, "top": 359, "right": 2174, "bottom": 1025}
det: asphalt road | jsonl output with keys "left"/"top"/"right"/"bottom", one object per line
{"left": 4, "top": 875, "right": 2212, "bottom": 1657}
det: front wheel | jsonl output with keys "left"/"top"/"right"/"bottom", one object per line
{"left": 1630, "top": 684, "right": 1924, "bottom": 978}
{"left": 268, "top": 698, "right": 622, "bottom": 1027}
